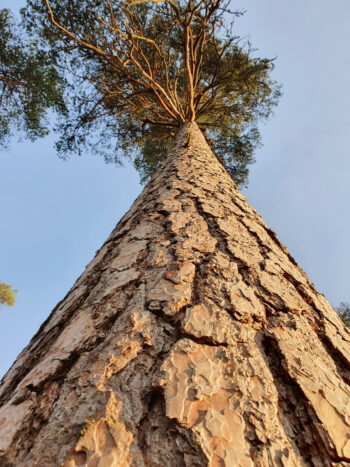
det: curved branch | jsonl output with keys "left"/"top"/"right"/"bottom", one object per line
{"left": 44, "top": 0, "right": 115, "bottom": 59}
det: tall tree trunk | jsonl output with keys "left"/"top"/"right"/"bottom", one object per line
{"left": 1, "top": 123, "right": 350, "bottom": 466}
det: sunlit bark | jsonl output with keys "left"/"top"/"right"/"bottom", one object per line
{"left": 1, "top": 123, "right": 349, "bottom": 466}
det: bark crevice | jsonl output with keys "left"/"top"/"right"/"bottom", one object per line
{"left": 137, "top": 387, "right": 208, "bottom": 467}
{"left": 259, "top": 332, "right": 345, "bottom": 465}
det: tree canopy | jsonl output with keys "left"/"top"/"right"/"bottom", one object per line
{"left": 24, "top": 0, "right": 281, "bottom": 186}
{"left": 0, "top": 281, "right": 17, "bottom": 309}
{"left": 0, "top": 8, "right": 66, "bottom": 148}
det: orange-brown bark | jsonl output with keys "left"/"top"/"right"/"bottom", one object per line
{"left": 0, "top": 123, "right": 349, "bottom": 466}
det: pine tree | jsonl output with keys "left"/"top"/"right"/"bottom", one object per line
{"left": 0, "top": 1, "right": 349, "bottom": 465}
{"left": 0, "top": 123, "right": 349, "bottom": 465}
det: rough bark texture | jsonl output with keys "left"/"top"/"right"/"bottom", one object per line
{"left": 1, "top": 123, "right": 350, "bottom": 466}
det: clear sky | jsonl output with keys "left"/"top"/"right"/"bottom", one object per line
{"left": 0, "top": 0, "right": 349, "bottom": 378}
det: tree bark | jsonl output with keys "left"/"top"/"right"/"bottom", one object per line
{"left": 1, "top": 123, "right": 350, "bottom": 466}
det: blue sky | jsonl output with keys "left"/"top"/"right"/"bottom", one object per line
{"left": 0, "top": 0, "right": 349, "bottom": 378}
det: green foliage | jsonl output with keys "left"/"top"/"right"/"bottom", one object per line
{"left": 335, "top": 302, "right": 350, "bottom": 327}
{"left": 23, "top": 0, "right": 281, "bottom": 186}
{"left": 0, "top": 8, "right": 67, "bottom": 148}
{"left": 0, "top": 281, "right": 17, "bottom": 309}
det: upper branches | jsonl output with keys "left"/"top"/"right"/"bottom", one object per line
{"left": 38, "top": 0, "right": 255, "bottom": 126}
{"left": 23, "top": 0, "right": 281, "bottom": 186}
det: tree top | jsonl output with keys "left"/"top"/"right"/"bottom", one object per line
{"left": 23, "top": 0, "right": 281, "bottom": 186}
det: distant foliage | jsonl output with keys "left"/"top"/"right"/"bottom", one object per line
{"left": 335, "top": 302, "right": 350, "bottom": 327}
{"left": 0, "top": 8, "right": 66, "bottom": 148}
{"left": 0, "top": 281, "right": 17, "bottom": 309}
{"left": 24, "top": 0, "right": 281, "bottom": 187}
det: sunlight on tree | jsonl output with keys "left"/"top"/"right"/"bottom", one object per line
{"left": 24, "top": 0, "right": 281, "bottom": 186}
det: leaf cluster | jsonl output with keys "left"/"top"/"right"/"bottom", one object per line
{"left": 0, "top": 281, "right": 17, "bottom": 309}
{"left": 0, "top": 8, "right": 66, "bottom": 148}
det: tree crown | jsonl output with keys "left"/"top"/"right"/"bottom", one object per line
{"left": 24, "top": 0, "right": 281, "bottom": 186}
